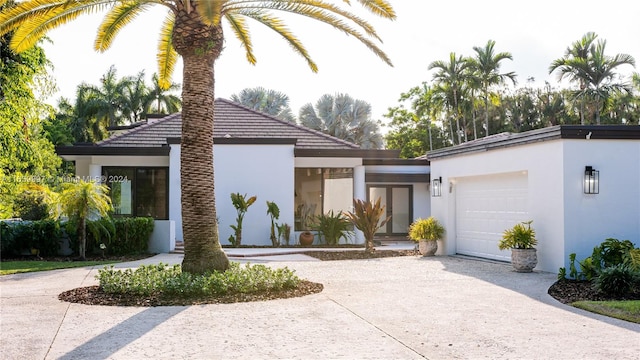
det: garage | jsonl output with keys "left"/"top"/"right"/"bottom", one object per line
{"left": 455, "top": 171, "right": 529, "bottom": 261}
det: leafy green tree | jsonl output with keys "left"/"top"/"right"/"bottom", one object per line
{"left": 231, "top": 87, "right": 295, "bottom": 122}
{"left": 549, "top": 33, "right": 635, "bottom": 124}
{"left": 58, "top": 179, "right": 112, "bottom": 260}
{"left": 384, "top": 84, "right": 449, "bottom": 158}
{"left": 469, "top": 40, "right": 517, "bottom": 137}
{"left": 0, "top": 4, "right": 60, "bottom": 218}
{"left": 299, "top": 93, "right": 384, "bottom": 149}
{"left": 1, "top": 0, "right": 396, "bottom": 274}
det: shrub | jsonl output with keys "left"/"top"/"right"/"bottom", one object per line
{"left": 593, "top": 264, "right": 636, "bottom": 297}
{"left": 0, "top": 220, "right": 61, "bottom": 258}
{"left": 312, "top": 210, "right": 352, "bottom": 245}
{"left": 69, "top": 217, "right": 153, "bottom": 256}
{"left": 599, "top": 238, "right": 635, "bottom": 268}
{"left": 97, "top": 262, "right": 301, "bottom": 297}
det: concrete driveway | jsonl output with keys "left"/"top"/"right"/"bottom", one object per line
{"left": 1, "top": 253, "right": 638, "bottom": 359}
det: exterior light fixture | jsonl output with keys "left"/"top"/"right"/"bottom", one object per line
{"left": 432, "top": 176, "right": 442, "bottom": 197}
{"left": 584, "top": 166, "right": 599, "bottom": 194}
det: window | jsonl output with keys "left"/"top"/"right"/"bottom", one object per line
{"left": 294, "top": 168, "right": 353, "bottom": 231}
{"left": 102, "top": 167, "right": 168, "bottom": 220}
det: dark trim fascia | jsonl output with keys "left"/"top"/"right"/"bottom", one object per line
{"left": 559, "top": 125, "right": 640, "bottom": 139}
{"left": 427, "top": 125, "right": 640, "bottom": 160}
{"left": 295, "top": 148, "right": 401, "bottom": 159}
{"left": 366, "top": 173, "right": 430, "bottom": 183}
{"left": 56, "top": 145, "right": 170, "bottom": 156}
{"left": 363, "top": 158, "right": 430, "bottom": 166}
{"left": 166, "top": 137, "right": 297, "bottom": 145}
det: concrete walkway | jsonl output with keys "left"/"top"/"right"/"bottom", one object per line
{"left": 1, "top": 249, "right": 638, "bottom": 359}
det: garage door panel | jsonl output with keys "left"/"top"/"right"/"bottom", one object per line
{"left": 456, "top": 172, "right": 529, "bottom": 261}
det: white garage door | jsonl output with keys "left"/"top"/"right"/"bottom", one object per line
{"left": 455, "top": 172, "right": 529, "bottom": 261}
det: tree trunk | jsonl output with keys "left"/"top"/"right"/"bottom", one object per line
{"left": 173, "top": 6, "right": 229, "bottom": 274}
{"left": 78, "top": 217, "right": 86, "bottom": 260}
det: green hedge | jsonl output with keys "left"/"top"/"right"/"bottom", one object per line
{"left": 68, "top": 217, "right": 155, "bottom": 256}
{"left": 0, "top": 220, "right": 61, "bottom": 258}
{"left": 1, "top": 217, "right": 155, "bottom": 258}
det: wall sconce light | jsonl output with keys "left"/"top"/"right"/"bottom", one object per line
{"left": 584, "top": 166, "right": 599, "bottom": 194}
{"left": 432, "top": 176, "right": 442, "bottom": 197}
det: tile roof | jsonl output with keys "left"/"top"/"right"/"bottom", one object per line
{"left": 98, "top": 98, "right": 360, "bottom": 150}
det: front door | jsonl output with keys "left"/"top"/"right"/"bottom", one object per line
{"left": 368, "top": 185, "right": 412, "bottom": 237}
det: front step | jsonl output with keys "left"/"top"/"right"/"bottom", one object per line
{"left": 171, "top": 241, "right": 184, "bottom": 254}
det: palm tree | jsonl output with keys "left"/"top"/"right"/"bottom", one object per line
{"left": 58, "top": 179, "right": 112, "bottom": 260}
{"left": 122, "top": 70, "right": 151, "bottom": 123}
{"left": 469, "top": 40, "right": 517, "bottom": 137}
{"left": 428, "top": 52, "right": 471, "bottom": 144}
{"left": 231, "top": 87, "right": 295, "bottom": 122}
{"left": 76, "top": 65, "right": 133, "bottom": 128}
{"left": 145, "top": 73, "right": 181, "bottom": 115}
{"left": 299, "top": 93, "right": 384, "bottom": 149}
{"left": 0, "top": 0, "right": 395, "bottom": 274}
{"left": 549, "top": 32, "right": 597, "bottom": 125}
{"left": 549, "top": 33, "right": 635, "bottom": 125}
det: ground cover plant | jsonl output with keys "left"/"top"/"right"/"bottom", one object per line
{"left": 549, "top": 238, "right": 640, "bottom": 323}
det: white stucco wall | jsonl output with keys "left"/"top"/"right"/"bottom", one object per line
{"left": 431, "top": 137, "right": 640, "bottom": 273}
{"left": 562, "top": 139, "right": 640, "bottom": 266}
{"left": 169, "top": 143, "right": 295, "bottom": 245}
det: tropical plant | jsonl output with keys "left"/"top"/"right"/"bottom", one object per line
{"left": 498, "top": 220, "right": 537, "bottom": 250}
{"left": 228, "top": 193, "right": 256, "bottom": 247}
{"left": 58, "top": 179, "right": 113, "bottom": 260}
{"left": 312, "top": 210, "right": 352, "bottom": 245}
{"left": 266, "top": 200, "right": 280, "bottom": 247}
{"left": 299, "top": 93, "right": 384, "bottom": 149}
{"left": 0, "top": 0, "right": 396, "bottom": 274}
{"left": 428, "top": 52, "right": 472, "bottom": 144}
{"left": 593, "top": 264, "right": 637, "bottom": 297}
{"left": 145, "top": 73, "right": 181, "bottom": 115}
{"left": 549, "top": 32, "right": 636, "bottom": 125}
{"left": 344, "top": 198, "right": 391, "bottom": 253}
{"left": 468, "top": 39, "right": 517, "bottom": 137}
{"left": 75, "top": 65, "right": 133, "bottom": 128}
{"left": 407, "top": 217, "right": 445, "bottom": 242}
{"left": 231, "top": 87, "right": 295, "bottom": 122}
{"left": 277, "top": 223, "right": 292, "bottom": 246}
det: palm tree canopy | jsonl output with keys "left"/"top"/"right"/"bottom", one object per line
{"left": 58, "top": 179, "right": 112, "bottom": 222}
{"left": 0, "top": 0, "right": 396, "bottom": 89}
{"left": 470, "top": 40, "right": 517, "bottom": 89}
{"left": 231, "top": 87, "right": 295, "bottom": 122}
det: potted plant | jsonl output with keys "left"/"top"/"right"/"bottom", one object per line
{"left": 498, "top": 220, "right": 538, "bottom": 272}
{"left": 408, "top": 217, "right": 445, "bottom": 256}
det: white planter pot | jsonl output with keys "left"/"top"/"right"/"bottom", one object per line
{"left": 418, "top": 240, "right": 438, "bottom": 256}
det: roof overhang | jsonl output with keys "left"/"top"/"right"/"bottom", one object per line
{"left": 295, "top": 148, "right": 401, "bottom": 159}
{"left": 56, "top": 145, "right": 170, "bottom": 157}
{"left": 427, "top": 125, "right": 640, "bottom": 160}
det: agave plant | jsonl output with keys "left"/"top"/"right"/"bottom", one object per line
{"left": 345, "top": 198, "right": 391, "bottom": 253}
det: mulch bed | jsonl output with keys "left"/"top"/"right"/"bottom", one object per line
{"left": 547, "top": 278, "right": 640, "bottom": 304}
{"left": 16, "top": 249, "right": 634, "bottom": 307}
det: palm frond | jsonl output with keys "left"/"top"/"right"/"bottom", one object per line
{"left": 95, "top": 1, "right": 149, "bottom": 52}
{"left": 156, "top": 12, "right": 177, "bottom": 90}
{"left": 196, "top": 0, "right": 223, "bottom": 26}
{"left": 225, "top": 12, "right": 256, "bottom": 65}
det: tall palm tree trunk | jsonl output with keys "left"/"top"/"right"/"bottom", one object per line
{"left": 173, "top": 9, "right": 229, "bottom": 274}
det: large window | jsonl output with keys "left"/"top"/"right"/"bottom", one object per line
{"left": 294, "top": 168, "right": 353, "bottom": 231}
{"left": 102, "top": 167, "right": 169, "bottom": 220}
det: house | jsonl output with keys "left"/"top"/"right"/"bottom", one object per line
{"left": 427, "top": 125, "right": 640, "bottom": 272}
{"left": 56, "top": 99, "right": 431, "bottom": 252}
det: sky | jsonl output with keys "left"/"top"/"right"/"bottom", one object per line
{"left": 41, "top": 1, "right": 640, "bottom": 129}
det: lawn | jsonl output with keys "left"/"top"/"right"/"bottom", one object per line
{"left": 1, "top": 259, "right": 135, "bottom": 275}
{"left": 572, "top": 300, "right": 640, "bottom": 324}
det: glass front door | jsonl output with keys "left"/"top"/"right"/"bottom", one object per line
{"left": 368, "top": 185, "right": 412, "bottom": 237}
